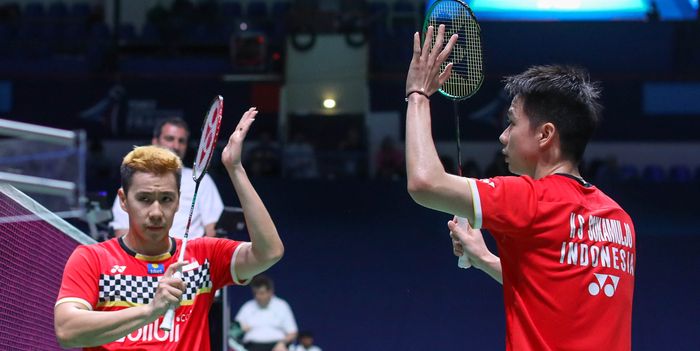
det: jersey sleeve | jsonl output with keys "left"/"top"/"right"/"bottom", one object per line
{"left": 55, "top": 245, "right": 100, "bottom": 310}
{"left": 466, "top": 175, "right": 538, "bottom": 234}
{"left": 109, "top": 196, "right": 128, "bottom": 230}
{"left": 197, "top": 237, "right": 250, "bottom": 290}
{"left": 198, "top": 175, "right": 224, "bottom": 226}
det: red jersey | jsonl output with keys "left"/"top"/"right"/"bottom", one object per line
{"left": 56, "top": 237, "right": 249, "bottom": 350}
{"left": 467, "top": 174, "right": 635, "bottom": 351}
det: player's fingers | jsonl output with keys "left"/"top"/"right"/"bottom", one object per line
{"left": 430, "top": 24, "right": 445, "bottom": 60}
{"left": 163, "top": 261, "right": 187, "bottom": 278}
{"left": 438, "top": 63, "right": 453, "bottom": 86}
{"left": 411, "top": 32, "right": 421, "bottom": 61}
{"left": 234, "top": 108, "right": 257, "bottom": 133}
{"left": 436, "top": 33, "right": 458, "bottom": 67}
{"left": 161, "top": 276, "right": 186, "bottom": 292}
{"left": 447, "top": 219, "right": 457, "bottom": 231}
{"left": 420, "top": 26, "right": 433, "bottom": 62}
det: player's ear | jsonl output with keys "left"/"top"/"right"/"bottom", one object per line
{"left": 538, "top": 122, "right": 556, "bottom": 148}
{"left": 117, "top": 188, "right": 128, "bottom": 211}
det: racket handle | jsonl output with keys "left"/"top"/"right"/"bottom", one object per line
{"left": 159, "top": 270, "right": 182, "bottom": 331}
{"left": 455, "top": 216, "right": 472, "bottom": 269}
{"left": 458, "top": 253, "right": 472, "bottom": 269}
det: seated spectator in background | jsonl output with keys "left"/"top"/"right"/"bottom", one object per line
{"left": 283, "top": 132, "right": 319, "bottom": 179}
{"left": 290, "top": 331, "right": 322, "bottom": 351}
{"left": 375, "top": 136, "right": 404, "bottom": 180}
{"left": 236, "top": 275, "right": 298, "bottom": 351}
{"left": 439, "top": 154, "right": 456, "bottom": 175}
{"left": 484, "top": 150, "right": 510, "bottom": 177}
{"left": 337, "top": 127, "right": 366, "bottom": 177}
{"left": 460, "top": 159, "right": 481, "bottom": 179}
{"left": 109, "top": 116, "right": 223, "bottom": 238}
{"left": 247, "top": 131, "right": 281, "bottom": 177}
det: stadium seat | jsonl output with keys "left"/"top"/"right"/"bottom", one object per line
{"left": 669, "top": 165, "right": 692, "bottom": 183}
{"left": 618, "top": 164, "right": 639, "bottom": 182}
{"left": 24, "top": 2, "right": 45, "bottom": 18}
{"left": 48, "top": 2, "right": 68, "bottom": 19}
{"left": 642, "top": 165, "right": 666, "bottom": 183}
{"left": 247, "top": 1, "right": 268, "bottom": 19}
{"left": 70, "top": 3, "right": 91, "bottom": 20}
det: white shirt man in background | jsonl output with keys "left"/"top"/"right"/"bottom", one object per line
{"left": 110, "top": 117, "right": 224, "bottom": 239}
{"left": 236, "top": 275, "right": 298, "bottom": 351}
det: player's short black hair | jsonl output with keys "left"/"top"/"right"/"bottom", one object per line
{"left": 251, "top": 274, "right": 274, "bottom": 290}
{"left": 153, "top": 117, "right": 190, "bottom": 139}
{"left": 504, "top": 65, "right": 602, "bottom": 164}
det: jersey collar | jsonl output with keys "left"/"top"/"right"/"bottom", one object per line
{"left": 554, "top": 173, "right": 593, "bottom": 188}
{"left": 118, "top": 236, "right": 177, "bottom": 262}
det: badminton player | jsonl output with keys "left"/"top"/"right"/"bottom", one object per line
{"left": 54, "top": 108, "right": 284, "bottom": 350}
{"left": 405, "top": 26, "right": 636, "bottom": 350}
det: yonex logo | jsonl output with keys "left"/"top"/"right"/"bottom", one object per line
{"left": 588, "top": 273, "right": 620, "bottom": 297}
{"left": 110, "top": 265, "right": 126, "bottom": 274}
{"left": 478, "top": 178, "right": 495, "bottom": 188}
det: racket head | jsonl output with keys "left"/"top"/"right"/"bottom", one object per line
{"left": 193, "top": 95, "right": 224, "bottom": 182}
{"left": 423, "top": 0, "right": 484, "bottom": 100}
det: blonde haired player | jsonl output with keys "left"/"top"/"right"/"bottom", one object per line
{"left": 54, "top": 108, "right": 283, "bottom": 350}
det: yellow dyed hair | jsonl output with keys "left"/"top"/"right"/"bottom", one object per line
{"left": 120, "top": 145, "right": 183, "bottom": 194}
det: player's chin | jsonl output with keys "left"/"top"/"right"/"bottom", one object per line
{"left": 144, "top": 226, "right": 168, "bottom": 236}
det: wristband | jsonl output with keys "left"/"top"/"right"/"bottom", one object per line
{"left": 405, "top": 90, "right": 430, "bottom": 102}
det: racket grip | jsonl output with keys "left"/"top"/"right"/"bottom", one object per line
{"left": 455, "top": 216, "right": 472, "bottom": 269}
{"left": 159, "top": 270, "right": 183, "bottom": 331}
{"left": 458, "top": 253, "right": 472, "bottom": 269}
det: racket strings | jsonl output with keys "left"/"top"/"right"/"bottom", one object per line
{"left": 428, "top": 2, "right": 483, "bottom": 99}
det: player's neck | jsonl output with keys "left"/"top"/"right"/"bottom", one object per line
{"left": 122, "top": 232, "right": 172, "bottom": 257}
{"left": 534, "top": 161, "right": 580, "bottom": 180}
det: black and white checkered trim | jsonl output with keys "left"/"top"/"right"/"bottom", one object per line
{"left": 98, "top": 260, "right": 212, "bottom": 305}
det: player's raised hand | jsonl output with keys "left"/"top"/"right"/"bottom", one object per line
{"left": 150, "top": 261, "right": 187, "bottom": 317}
{"left": 222, "top": 107, "right": 258, "bottom": 171}
{"left": 405, "top": 24, "right": 458, "bottom": 97}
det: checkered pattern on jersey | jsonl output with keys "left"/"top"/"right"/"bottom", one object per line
{"left": 182, "top": 260, "right": 212, "bottom": 301}
{"left": 98, "top": 260, "right": 213, "bottom": 305}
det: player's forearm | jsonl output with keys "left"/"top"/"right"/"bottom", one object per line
{"left": 227, "top": 165, "right": 284, "bottom": 264}
{"left": 405, "top": 95, "right": 446, "bottom": 201}
{"left": 55, "top": 304, "right": 156, "bottom": 348}
{"left": 473, "top": 253, "right": 503, "bottom": 284}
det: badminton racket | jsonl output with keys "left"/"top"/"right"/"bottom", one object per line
{"left": 423, "top": 0, "right": 483, "bottom": 268}
{"left": 161, "top": 95, "right": 224, "bottom": 331}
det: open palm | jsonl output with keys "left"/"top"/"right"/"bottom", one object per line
{"left": 222, "top": 107, "right": 257, "bottom": 170}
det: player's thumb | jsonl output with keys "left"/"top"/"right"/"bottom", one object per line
{"left": 164, "top": 261, "right": 187, "bottom": 278}
{"left": 447, "top": 220, "right": 457, "bottom": 231}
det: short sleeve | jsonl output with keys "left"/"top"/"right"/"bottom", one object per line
{"left": 195, "top": 238, "right": 249, "bottom": 290}
{"left": 55, "top": 246, "right": 100, "bottom": 310}
{"left": 198, "top": 174, "right": 224, "bottom": 226}
{"left": 467, "top": 175, "right": 538, "bottom": 234}
{"left": 109, "top": 196, "right": 128, "bottom": 230}
{"left": 281, "top": 301, "right": 298, "bottom": 334}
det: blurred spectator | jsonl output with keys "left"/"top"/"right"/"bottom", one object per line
{"left": 337, "top": 127, "right": 366, "bottom": 177}
{"left": 461, "top": 159, "right": 481, "bottom": 179}
{"left": 440, "top": 154, "right": 456, "bottom": 175}
{"left": 247, "top": 131, "right": 281, "bottom": 176}
{"left": 290, "top": 331, "right": 322, "bottom": 351}
{"left": 235, "top": 275, "right": 298, "bottom": 351}
{"left": 484, "top": 151, "right": 510, "bottom": 177}
{"left": 375, "top": 136, "right": 404, "bottom": 180}
{"left": 283, "top": 131, "right": 319, "bottom": 178}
